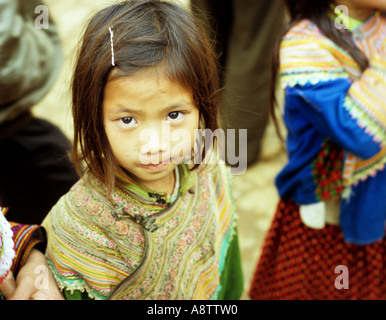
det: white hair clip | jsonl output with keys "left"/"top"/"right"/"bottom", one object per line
{"left": 109, "top": 26, "right": 115, "bottom": 66}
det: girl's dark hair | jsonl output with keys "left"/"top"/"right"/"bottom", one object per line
{"left": 270, "top": 0, "right": 369, "bottom": 141}
{"left": 71, "top": 0, "right": 221, "bottom": 191}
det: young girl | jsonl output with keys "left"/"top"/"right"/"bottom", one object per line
{"left": 249, "top": 1, "right": 386, "bottom": 299}
{"left": 42, "top": 0, "right": 244, "bottom": 300}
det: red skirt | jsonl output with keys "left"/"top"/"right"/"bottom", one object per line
{"left": 249, "top": 199, "right": 386, "bottom": 300}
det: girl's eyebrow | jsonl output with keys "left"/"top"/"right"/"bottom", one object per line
{"left": 114, "top": 105, "right": 145, "bottom": 116}
{"left": 163, "top": 103, "right": 191, "bottom": 112}
{"left": 114, "top": 102, "right": 192, "bottom": 115}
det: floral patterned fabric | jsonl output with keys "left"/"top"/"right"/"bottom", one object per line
{"left": 43, "top": 163, "right": 240, "bottom": 300}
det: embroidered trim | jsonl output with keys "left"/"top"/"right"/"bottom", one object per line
{"left": 281, "top": 72, "right": 349, "bottom": 88}
{"left": 343, "top": 96, "right": 386, "bottom": 145}
{"left": 342, "top": 148, "right": 386, "bottom": 198}
{"left": 312, "top": 140, "right": 344, "bottom": 201}
{"left": 9, "top": 222, "right": 44, "bottom": 274}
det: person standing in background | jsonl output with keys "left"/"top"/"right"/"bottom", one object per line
{"left": 0, "top": 0, "right": 79, "bottom": 225}
{"left": 191, "top": 0, "right": 285, "bottom": 167}
{"left": 250, "top": 0, "right": 386, "bottom": 299}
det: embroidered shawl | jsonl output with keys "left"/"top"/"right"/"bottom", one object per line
{"left": 43, "top": 163, "right": 236, "bottom": 300}
{"left": 280, "top": 11, "right": 386, "bottom": 198}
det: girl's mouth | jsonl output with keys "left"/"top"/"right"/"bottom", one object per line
{"left": 138, "top": 159, "right": 171, "bottom": 171}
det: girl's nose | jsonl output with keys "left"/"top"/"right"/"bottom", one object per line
{"left": 139, "top": 128, "right": 169, "bottom": 156}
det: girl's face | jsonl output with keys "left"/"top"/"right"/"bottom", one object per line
{"left": 103, "top": 71, "right": 200, "bottom": 194}
{"left": 335, "top": 0, "right": 386, "bottom": 20}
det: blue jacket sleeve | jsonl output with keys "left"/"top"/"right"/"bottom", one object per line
{"left": 285, "top": 78, "right": 382, "bottom": 159}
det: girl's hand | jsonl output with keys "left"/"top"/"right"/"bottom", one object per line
{"left": 0, "top": 249, "right": 64, "bottom": 300}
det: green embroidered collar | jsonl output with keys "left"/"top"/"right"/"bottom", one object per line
{"left": 115, "top": 163, "right": 196, "bottom": 207}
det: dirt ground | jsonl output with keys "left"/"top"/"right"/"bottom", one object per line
{"left": 34, "top": 0, "right": 287, "bottom": 296}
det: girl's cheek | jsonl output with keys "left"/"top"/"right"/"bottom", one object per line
{"left": 125, "top": 147, "right": 139, "bottom": 161}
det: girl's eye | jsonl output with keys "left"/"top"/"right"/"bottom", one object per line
{"left": 119, "top": 117, "right": 137, "bottom": 127}
{"left": 167, "top": 111, "right": 184, "bottom": 121}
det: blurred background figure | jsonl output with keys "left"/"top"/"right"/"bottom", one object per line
{"left": 250, "top": 0, "right": 386, "bottom": 299}
{"left": 0, "top": 0, "right": 78, "bottom": 225}
{"left": 191, "top": 0, "right": 285, "bottom": 167}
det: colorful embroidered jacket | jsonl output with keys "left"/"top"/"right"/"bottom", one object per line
{"left": 276, "top": 11, "right": 386, "bottom": 244}
{"left": 43, "top": 163, "right": 243, "bottom": 300}
{"left": 0, "top": 207, "right": 46, "bottom": 286}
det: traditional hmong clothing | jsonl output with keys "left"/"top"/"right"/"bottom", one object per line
{"left": 0, "top": 207, "right": 46, "bottom": 287}
{"left": 250, "top": 11, "right": 386, "bottom": 299}
{"left": 43, "top": 163, "right": 244, "bottom": 300}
